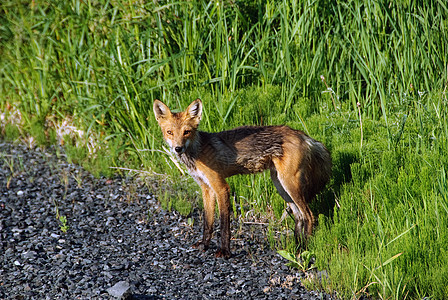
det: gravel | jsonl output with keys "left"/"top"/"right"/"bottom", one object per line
{"left": 0, "top": 141, "right": 333, "bottom": 299}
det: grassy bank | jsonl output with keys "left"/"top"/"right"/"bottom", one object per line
{"left": 1, "top": 0, "right": 448, "bottom": 298}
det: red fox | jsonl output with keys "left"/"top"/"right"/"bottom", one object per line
{"left": 153, "top": 99, "right": 331, "bottom": 258}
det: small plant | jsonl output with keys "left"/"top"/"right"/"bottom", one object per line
{"left": 72, "top": 172, "right": 83, "bottom": 188}
{"left": 173, "top": 195, "right": 193, "bottom": 217}
{"left": 57, "top": 215, "right": 69, "bottom": 233}
{"left": 59, "top": 169, "right": 69, "bottom": 198}
{"left": 52, "top": 198, "right": 69, "bottom": 233}
{"left": 277, "top": 249, "right": 316, "bottom": 273}
{"left": 320, "top": 75, "right": 339, "bottom": 111}
{"left": 2, "top": 154, "right": 16, "bottom": 189}
{"left": 160, "top": 190, "right": 173, "bottom": 212}
{"left": 4, "top": 123, "right": 21, "bottom": 141}
{"left": 159, "top": 189, "right": 194, "bottom": 217}
{"left": 2, "top": 154, "right": 15, "bottom": 174}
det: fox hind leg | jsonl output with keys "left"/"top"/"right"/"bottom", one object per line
{"left": 213, "top": 179, "right": 231, "bottom": 258}
{"left": 270, "top": 163, "right": 314, "bottom": 244}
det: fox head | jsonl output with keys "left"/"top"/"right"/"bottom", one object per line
{"left": 153, "top": 99, "right": 202, "bottom": 155}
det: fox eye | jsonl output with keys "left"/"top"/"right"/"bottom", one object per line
{"left": 167, "top": 130, "right": 173, "bottom": 135}
{"left": 183, "top": 130, "right": 191, "bottom": 136}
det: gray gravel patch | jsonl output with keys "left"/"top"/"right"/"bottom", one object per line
{"left": 0, "top": 141, "right": 333, "bottom": 299}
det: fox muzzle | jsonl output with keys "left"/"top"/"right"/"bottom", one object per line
{"left": 175, "top": 146, "right": 184, "bottom": 153}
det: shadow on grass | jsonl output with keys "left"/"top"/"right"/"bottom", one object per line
{"left": 312, "top": 148, "right": 359, "bottom": 219}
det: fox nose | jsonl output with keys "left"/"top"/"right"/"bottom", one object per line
{"left": 175, "top": 146, "right": 183, "bottom": 153}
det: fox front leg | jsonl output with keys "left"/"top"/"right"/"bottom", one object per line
{"left": 192, "top": 185, "right": 215, "bottom": 251}
{"left": 193, "top": 180, "right": 232, "bottom": 258}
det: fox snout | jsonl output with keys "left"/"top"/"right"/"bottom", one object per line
{"left": 172, "top": 139, "right": 192, "bottom": 154}
{"left": 166, "top": 140, "right": 187, "bottom": 155}
{"left": 174, "top": 146, "right": 184, "bottom": 154}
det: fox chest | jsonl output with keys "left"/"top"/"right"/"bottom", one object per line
{"left": 188, "top": 168, "right": 211, "bottom": 187}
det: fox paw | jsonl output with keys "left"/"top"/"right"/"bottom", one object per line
{"left": 214, "top": 248, "right": 232, "bottom": 259}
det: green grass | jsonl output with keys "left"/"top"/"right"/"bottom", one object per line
{"left": 1, "top": 0, "right": 448, "bottom": 298}
{"left": 310, "top": 100, "right": 448, "bottom": 298}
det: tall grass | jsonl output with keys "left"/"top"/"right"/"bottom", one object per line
{"left": 1, "top": 0, "right": 448, "bottom": 298}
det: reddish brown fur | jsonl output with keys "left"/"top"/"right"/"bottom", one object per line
{"left": 154, "top": 99, "right": 331, "bottom": 258}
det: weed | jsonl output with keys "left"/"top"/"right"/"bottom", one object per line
{"left": 157, "top": 179, "right": 197, "bottom": 217}
{"left": 72, "top": 172, "right": 83, "bottom": 189}
{"left": 2, "top": 154, "right": 15, "bottom": 175}
{"left": 1, "top": 154, "right": 15, "bottom": 188}
{"left": 52, "top": 198, "right": 69, "bottom": 233}
{"left": 57, "top": 215, "right": 69, "bottom": 233}
{"left": 3, "top": 124, "right": 21, "bottom": 141}
{"left": 277, "top": 249, "right": 316, "bottom": 273}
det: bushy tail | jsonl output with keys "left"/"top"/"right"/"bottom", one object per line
{"left": 304, "top": 141, "right": 332, "bottom": 203}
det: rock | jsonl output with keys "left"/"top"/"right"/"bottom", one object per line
{"left": 21, "top": 251, "right": 37, "bottom": 260}
{"left": 107, "top": 280, "right": 131, "bottom": 299}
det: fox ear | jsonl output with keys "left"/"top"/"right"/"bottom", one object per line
{"left": 186, "top": 99, "right": 202, "bottom": 122}
{"left": 153, "top": 99, "right": 171, "bottom": 121}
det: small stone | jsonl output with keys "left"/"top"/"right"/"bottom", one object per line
{"left": 21, "top": 251, "right": 37, "bottom": 260}
{"left": 263, "top": 286, "right": 271, "bottom": 293}
{"left": 107, "top": 280, "right": 131, "bottom": 299}
{"left": 4, "top": 248, "right": 14, "bottom": 257}
{"left": 204, "top": 273, "right": 214, "bottom": 281}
